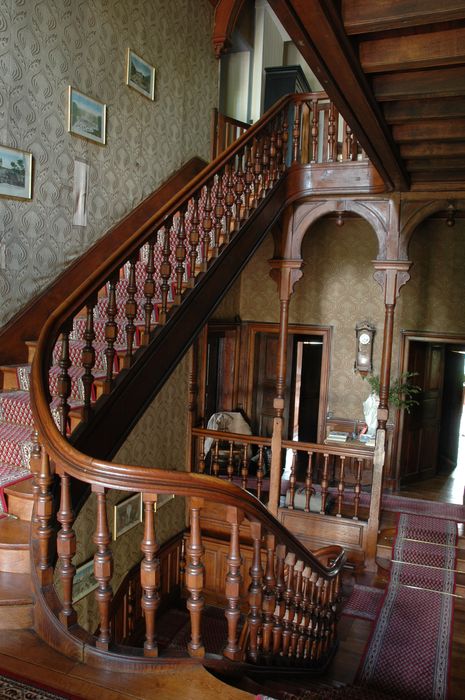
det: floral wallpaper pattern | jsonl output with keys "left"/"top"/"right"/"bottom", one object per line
{"left": 0, "top": 0, "right": 217, "bottom": 327}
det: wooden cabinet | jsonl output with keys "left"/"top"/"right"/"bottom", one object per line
{"left": 263, "top": 65, "right": 310, "bottom": 112}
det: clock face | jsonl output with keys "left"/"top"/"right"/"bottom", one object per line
{"left": 359, "top": 332, "right": 371, "bottom": 346}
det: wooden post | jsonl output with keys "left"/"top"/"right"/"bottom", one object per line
{"left": 186, "top": 497, "right": 205, "bottom": 657}
{"left": 92, "top": 485, "right": 113, "bottom": 650}
{"left": 140, "top": 493, "right": 160, "bottom": 657}
{"left": 223, "top": 506, "right": 244, "bottom": 660}
{"left": 57, "top": 473, "right": 77, "bottom": 627}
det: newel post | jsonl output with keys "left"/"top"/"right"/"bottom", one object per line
{"left": 186, "top": 496, "right": 205, "bottom": 657}
{"left": 365, "top": 260, "right": 411, "bottom": 569}
{"left": 268, "top": 258, "right": 303, "bottom": 516}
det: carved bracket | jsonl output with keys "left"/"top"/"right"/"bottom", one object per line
{"left": 268, "top": 258, "right": 304, "bottom": 301}
{"left": 372, "top": 260, "right": 412, "bottom": 304}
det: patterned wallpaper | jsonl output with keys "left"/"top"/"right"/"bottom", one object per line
{"left": 0, "top": 0, "right": 217, "bottom": 327}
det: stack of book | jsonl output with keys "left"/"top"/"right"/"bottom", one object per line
{"left": 325, "top": 430, "right": 350, "bottom": 444}
{"left": 359, "top": 434, "right": 376, "bottom": 447}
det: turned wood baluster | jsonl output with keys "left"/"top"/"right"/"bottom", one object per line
{"left": 57, "top": 473, "right": 77, "bottom": 627}
{"left": 290, "top": 560, "right": 304, "bottom": 658}
{"left": 282, "top": 552, "right": 296, "bottom": 656}
{"left": 320, "top": 453, "right": 330, "bottom": 514}
{"left": 288, "top": 449, "right": 297, "bottom": 509}
{"left": 281, "top": 110, "right": 289, "bottom": 170}
{"left": 253, "top": 138, "right": 262, "bottom": 206}
{"left": 256, "top": 445, "right": 265, "bottom": 501}
{"left": 159, "top": 222, "right": 173, "bottom": 325}
{"left": 57, "top": 320, "right": 72, "bottom": 435}
{"left": 311, "top": 97, "right": 319, "bottom": 162}
{"left": 198, "top": 436, "right": 206, "bottom": 474}
{"left": 81, "top": 294, "right": 97, "bottom": 421}
{"left": 272, "top": 602, "right": 284, "bottom": 655}
{"left": 292, "top": 101, "right": 302, "bottom": 163}
{"left": 124, "top": 253, "right": 138, "bottom": 368}
{"left": 30, "top": 432, "right": 41, "bottom": 530}
{"left": 234, "top": 150, "right": 245, "bottom": 230}
{"left": 240, "top": 443, "right": 249, "bottom": 490}
{"left": 262, "top": 534, "right": 277, "bottom": 654}
{"left": 143, "top": 234, "right": 156, "bottom": 343}
{"left": 328, "top": 103, "right": 337, "bottom": 162}
{"left": 224, "top": 164, "right": 235, "bottom": 243}
{"left": 224, "top": 507, "right": 244, "bottom": 660}
{"left": 336, "top": 455, "right": 346, "bottom": 518}
{"left": 243, "top": 144, "right": 254, "bottom": 218}
{"left": 353, "top": 457, "right": 363, "bottom": 520}
{"left": 275, "top": 543, "right": 287, "bottom": 614}
{"left": 212, "top": 439, "right": 220, "bottom": 477}
{"left": 103, "top": 271, "right": 119, "bottom": 394}
{"left": 261, "top": 133, "right": 270, "bottom": 195}
{"left": 248, "top": 520, "right": 264, "bottom": 662}
{"left": 227, "top": 441, "right": 234, "bottom": 481}
{"left": 212, "top": 173, "right": 224, "bottom": 255}
{"left": 174, "top": 207, "right": 187, "bottom": 304}
{"left": 313, "top": 577, "right": 325, "bottom": 661}
{"left": 306, "top": 572, "right": 318, "bottom": 660}
{"left": 275, "top": 114, "right": 284, "bottom": 175}
{"left": 36, "top": 446, "right": 54, "bottom": 586}
{"left": 268, "top": 123, "right": 277, "bottom": 187}
{"left": 298, "top": 567, "right": 311, "bottom": 659}
{"left": 202, "top": 182, "right": 213, "bottom": 262}
{"left": 141, "top": 494, "right": 160, "bottom": 657}
{"left": 304, "top": 451, "right": 314, "bottom": 512}
{"left": 188, "top": 195, "right": 201, "bottom": 283}
{"left": 92, "top": 486, "right": 113, "bottom": 650}
{"left": 186, "top": 498, "right": 205, "bottom": 657}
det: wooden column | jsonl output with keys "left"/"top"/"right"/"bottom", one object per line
{"left": 268, "top": 258, "right": 303, "bottom": 516}
{"left": 365, "top": 260, "right": 411, "bottom": 569}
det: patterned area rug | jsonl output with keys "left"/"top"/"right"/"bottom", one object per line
{"left": 357, "top": 513, "right": 457, "bottom": 699}
{"left": 343, "top": 585, "right": 385, "bottom": 621}
{"left": 0, "top": 667, "right": 83, "bottom": 699}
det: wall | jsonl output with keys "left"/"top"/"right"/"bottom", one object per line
{"left": 0, "top": 0, "right": 217, "bottom": 327}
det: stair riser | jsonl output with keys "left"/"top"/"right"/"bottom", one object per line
{"left": 0, "top": 549, "right": 30, "bottom": 574}
{"left": 6, "top": 494, "right": 33, "bottom": 521}
{"left": 0, "top": 603, "right": 33, "bottom": 629}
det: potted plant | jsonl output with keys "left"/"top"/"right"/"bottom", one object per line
{"left": 362, "top": 372, "right": 421, "bottom": 436}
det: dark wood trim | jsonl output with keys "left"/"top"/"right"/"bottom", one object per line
{"left": 0, "top": 158, "right": 207, "bottom": 366}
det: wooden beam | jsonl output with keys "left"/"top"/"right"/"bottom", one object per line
{"left": 360, "top": 27, "right": 465, "bottom": 73}
{"left": 343, "top": 0, "right": 465, "bottom": 35}
{"left": 400, "top": 142, "right": 465, "bottom": 158}
{"left": 383, "top": 97, "right": 465, "bottom": 124}
{"left": 267, "top": 0, "right": 408, "bottom": 190}
{"left": 410, "top": 169, "right": 465, "bottom": 183}
{"left": 406, "top": 157, "right": 465, "bottom": 171}
{"left": 373, "top": 65, "right": 465, "bottom": 101}
{"left": 212, "top": 0, "right": 246, "bottom": 57}
{"left": 393, "top": 118, "right": 465, "bottom": 142}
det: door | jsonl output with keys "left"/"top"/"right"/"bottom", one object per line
{"left": 438, "top": 348, "right": 465, "bottom": 472}
{"left": 252, "top": 332, "right": 293, "bottom": 437}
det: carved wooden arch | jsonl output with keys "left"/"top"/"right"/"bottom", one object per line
{"left": 213, "top": 0, "right": 246, "bottom": 58}
{"left": 399, "top": 199, "right": 464, "bottom": 259}
{"left": 284, "top": 199, "right": 390, "bottom": 261}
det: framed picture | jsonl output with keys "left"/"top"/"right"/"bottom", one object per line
{"left": 154, "top": 494, "right": 175, "bottom": 512}
{"left": 68, "top": 86, "right": 106, "bottom": 145}
{"left": 113, "top": 492, "right": 143, "bottom": 540}
{"left": 126, "top": 48, "right": 155, "bottom": 100}
{"left": 0, "top": 145, "right": 32, "bottom": 200}
{"left": 73, "top": 558, "right": 98, "bottom": 602}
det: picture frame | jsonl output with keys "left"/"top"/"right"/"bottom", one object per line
{"left": 154, "top": 494, "right": 175, "bottom": 512}
{"left": 72, "top": 558, "right": 98, "bottom": 602}
{"left": 67, "top": 86, "right": 107, "bottom": 145}
{"left": 113, "top": 492, "right": 143, "bottom": 540}
{"left": 126, "top": 48, "right": 155, "bottom": 100}
{"left": 0, "top": 144, "right": 32, "bottom": 200}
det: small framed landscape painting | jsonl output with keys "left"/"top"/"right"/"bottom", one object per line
{"left": 73, "top": 558, "right": 98, "bottom": 602}
{"left": 113, "top": 492, "right": 143, "bottom": 540}
{"left": 68, "top": 87, "right": 107, "bottom": 145}
{"left": 126, "top": 48, "right": 155, "bottom": 100}
{"left": 0, "top": 145, "right": 32, "bottom": 200}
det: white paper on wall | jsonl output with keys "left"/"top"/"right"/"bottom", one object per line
{"left": 73, "top": 159, "right": 89, "bottom": 227}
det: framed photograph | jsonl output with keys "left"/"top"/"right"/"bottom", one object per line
{"left": 154, "top": 494, "right": 175, "bottom": 512}
{"left": 0, "top": 145, "right": 32, "bottom": 200}
{"left": 73, "top": 558, "right": 98, "bottom": 602}
{"left": 68, "top": 86, "right": 106, "bottom": 145}
{"left": 126, "top": 48, "right": 155, "bottom": 100}
{"left": 113, "top": 492, "right": 143, "bottom": 540}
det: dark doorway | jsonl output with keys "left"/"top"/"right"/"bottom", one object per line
{"left": 289, "top": 336, "right": 323, "bottom": 444}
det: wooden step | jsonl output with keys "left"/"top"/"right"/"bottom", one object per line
{"left": 4, "top": 478, "right": 34, "bottom": 521}
{"left": 0, "top": 365, "right": 22, "bottom": 391}
{"left": 0, "top": 571, "right": 33, "bottom": 629}
{"left": 0, "top": 518, "right": 31, "bottom": 573}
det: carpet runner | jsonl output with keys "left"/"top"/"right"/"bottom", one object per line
{"left": 357, "top": 513, "right": 457, "bottom": 699}
{"left": 0, "top": 667, "right": 83, "bottom": 699}
{"left": 343, "top": 584, "right": 385, "bottom": 621}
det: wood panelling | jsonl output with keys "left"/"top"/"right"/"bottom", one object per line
{"left": 343, "top": 0, "right": 465, "bottom": 34}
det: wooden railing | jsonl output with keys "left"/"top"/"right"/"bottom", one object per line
{"left": 29, "top": 92, "right": 372, "bottom": 670}
{"left": 211, "top": 108, "right": 249, "bottom": 160}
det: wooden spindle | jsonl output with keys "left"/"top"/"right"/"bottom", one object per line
{"left": 227, "top": 441, "right": 234, "bottom": 481}
{"left": 288, "top": 449, "right": 297, "bottom": 509}
{"left": 304, "top": 450, "right": 314, "bottom": 512}
{"left": 224, "top": 164, "right": 235, "bottom": 243}
{"left": 268, "top": 125, "right": 277, "bottom": 187}
{"left": 141, "top": 494, "right": 160, "bottom": 657}
{"left": 198, "top": 436, "right": 206, "bottom": 474}
{"left": 56, "top": 321, "right": 72, "bottom": 435}
{"left": 320, "top": 453, "right": 330, "bottom": 514}
{"left": 336, "top": 455, "right": 346, "bottom": 518}
{"left": 224, "top": 507, "right": 244, "bottom": 660}
{"left": 103, "top": 271, "right": 119, "bottom": 394}
{"left": 247, "top": 520, "right": 263, "bottom": 662}
{"left": 240, "top": 443, "right": 249, "bottom": 490}
{"left": 36, "top": 446, "right": 54, "bottom": 586}
{"left": 188, "top": 195, "right": 201, "bottom": 282}
{"left": 174, "top": 207, "right": 187, "bottom": 304}
{"left": 143, "top": 233, "right": 156, "bottom": 343}
{"left": 283, "top": 552, "right": 296, "bottom": 634}
{"left": 291, "top": 560, "right": 304, "bottom": 658}
{"left": 275, "top": 543, "right": 287, "bottom": 611}
{"left": 261, "top": 134, "right": 270, "bottom": 194}
{"left": 212, "top": 173, "right": 224, "bottom": 255}
{"left": 328, "top": 103, "right": 337, "bottom": 162}
{"left": 123, "top": 253, "right": 138, "bottom": 368}
{"left": 234, "top": 150, "right": 245, "bottom": 230}
{"left": 212, "top": 439, "right": 220, "bottom": 477}
{"left": 253, "top": 138, "right": 262, "bottom": 206}
{"left": 202, "top": 182, "right": 213, "bottom": 262}
{"left": 81, "top": 294, "right": 97, "bottom": 421}
{"left": 275, "top": 113, "right": 284, "bottom": 174}
{"left": 272, "top": 602, "right": 284, "bottom": 655}
{"left": 186, "top": 498, "right": 205, "bottom": 657}
{"left": 243, "top": 144, "right": 254, "bottom": 218}
{"left": 159, "top": 222, "right": 172, "bottom": 325}
{"left": 353, "top": 457, "right": 363, "bottom": 520}
{"left": 311, "top": 97, "right": 319, "bottom": 162}
{"left": 57, "top": 473, "right": 77, "bottom": 627}
{"left": 262, "top": 533, "right": 277, "bottom": 654}
{"left": 281, "top": 109, "right": 289, "bottom": 170}
{"left": 292, "top": 101, "right": 302, "bottom": 163}
{"left": 93, "top": 486, "right": 113, "bottom": 651}
{"left": 256, "top": 445, "right": 264, "bottom": 501}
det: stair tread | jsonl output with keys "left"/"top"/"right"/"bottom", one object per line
{"left": 4, "top": 478, "right": 34, "bottom": 499}
{"left": 0, "top": 570, "right": 32, "bottom": 604}
{"left": 0, "top": 518, "right": 30, "bottom": 548}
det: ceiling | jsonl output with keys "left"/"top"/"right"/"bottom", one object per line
{"left": 258, "top": 1, "right": 465, "bottom": 193}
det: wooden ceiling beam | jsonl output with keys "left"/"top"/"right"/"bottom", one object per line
{"left": 383, "top": 97, "right": 465, "bottom": 124}
{"left": 393, "top": 118, "right": 465, "bottom": 142}
{"left": 267, "top": 0, "right": 408, "bottom": 190}
{"left": 411, "top": 169, "right": 465, "bottom": 183}
{"left": 360, "top": 26, "right": 465, "bottom": 73}
{"left": 343, "top": 0, "right": 465, "bottom": 35}
{"left": 373, "top": 66, "right": 465, "bottom": 101}
{"left": 406, "top": 157, "right": 465, "bottom": 172}
{"left": 400, "top": 142, "right": 465, "bottom": 158}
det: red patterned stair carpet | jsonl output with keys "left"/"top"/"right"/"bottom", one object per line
{"left": 0, "top": 667, "right": 83, "bottom": 699}
{"left": 357, "top": 513, "right": 457, "bottom": 700}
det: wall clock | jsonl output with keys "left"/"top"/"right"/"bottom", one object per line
{"left": 354, "top": 322, "right": 375, "bottom": 374}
